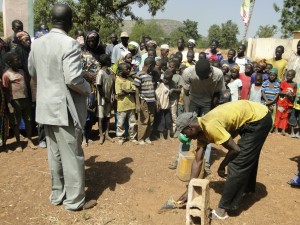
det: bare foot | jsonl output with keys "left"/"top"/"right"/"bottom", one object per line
{"left": 15, "top": 146, "right": 23, "bottom": 153}
{"left": 105, "top": 135, "right": 115, "bottom": 143}
{"left": 99, "top": 135, "right": 104, "bottom": 145}
{"left": 28, "top": 140, "right": 37, "bottom": 150}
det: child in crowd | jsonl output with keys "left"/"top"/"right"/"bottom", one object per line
{"left": 2, "top": 52, "right": 36, "bottom": 151}
{"left": 239, "top": 63, "right": 253, "bottom": 100}
{"left": 289, "top": 81, "right": 300, "bottom": 138}
{"left": 265, "top": 63, "right": 273, "bottom": 74}
{"left": 111, "top": 51, "right": 132, "bottom": 74}
{"left": 221, "top": 49, "right": 238, "bottom": 68}
{"left": 198, "top": 52, "right": 206, "bottom": 60}
{"left": 97, "top": 54, "right": 115, "bottom": 144}
{"left": 249, "top": 73, "right": 263, "bottom": 103}
{"left": 168, "top": 60, "right": 182, "bottom": 135}
{"left": 155, "top": 70, "right": 173, "bottom": 140}
{"left": 251, "top": 59, "right": 269, "bottom": 84}
{"left": 212, "top": 61, "right": 221, "bottom": 69}
{"left": 218, "top": 74, "right": 232, "bottom": 105}
{"left": 228, "top": 65, "right": 242, "bottom": 101}
{"left": 175, "top": 52, "right": 183, "bottom": 63}
{"left": 182, "top": 50, "right": 195, "bottom": 67}
{"left": 261, "top": 68, "right": 280, "bottom": 127}
{"left": 115, "top": 63, "right": 137, "bottom": 144}
{"left": 177, "top": 65, "right": 187, "bottom": 116}
{"left": 134, "top": 57, "right": 156, "bottom": 145}
{"left": 221, "top": 64, "right": 230, "bottom": 76}
{"left": 274, "top": 69, "right": 297, "bottom": 136}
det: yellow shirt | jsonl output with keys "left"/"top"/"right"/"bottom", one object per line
{"left": 267, "top": 58, "right": 288, "bottom": 80}
{"left": 197, "top": 100, "right": 268, "bottom": 147}
{"left": 115, "top": 76, "right": 136, "bottom": 112}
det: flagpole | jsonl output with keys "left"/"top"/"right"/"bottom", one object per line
{"left": 242, "top": 0, "right": 256, "bottom": 44}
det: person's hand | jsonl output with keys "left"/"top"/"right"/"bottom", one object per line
{"left": 218, "top": 166, "right": 226, "bottom": 178}
{"left": 8, "top": 103, "right": 14, "bottom": 114}
{"left": 177, "top": 190, "right": 188, "bottom": 204}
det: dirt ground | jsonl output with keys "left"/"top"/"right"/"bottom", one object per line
{"left": 0, "top": 127, "right": 299, "bottom": 225}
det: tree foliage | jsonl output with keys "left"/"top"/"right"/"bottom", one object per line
{"left": 207, "top": 20, "right": 239, "bottom": 49}
{"left": 274, "top": 0, "right": 300, "bottom": 38}
{"left": 130, "top": 20, "right": 166, "bottom": 45}
{"left": 255, "top": 25, "right": 277, "bottom": 38}
{"left": 169, "top": 19, "right": 201, "bottom": 47}
{"left": 33, "top": 0, "right": 168, "bottom": 41}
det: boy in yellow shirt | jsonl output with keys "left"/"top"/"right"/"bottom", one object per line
{"left": 115, "top": 63, "right": 137, "bottom": 144}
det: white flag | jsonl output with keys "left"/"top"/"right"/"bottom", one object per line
{"left": 241, "top": 0, "right": 252, "bottom": 25}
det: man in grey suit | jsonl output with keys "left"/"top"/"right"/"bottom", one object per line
{"left": 28, "top": 4, "right": 96, "bottom": 211}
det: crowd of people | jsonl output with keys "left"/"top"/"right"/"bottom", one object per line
{"left": 0, "top": 2, "right": 299, "bottom": 217}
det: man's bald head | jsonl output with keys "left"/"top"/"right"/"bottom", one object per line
{"left": 51, "top": 3, "right": 73, "bottom": 32}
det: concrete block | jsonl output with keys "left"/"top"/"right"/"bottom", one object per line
{"left": 186, "top": 179, "right": 210, "bottom": 225}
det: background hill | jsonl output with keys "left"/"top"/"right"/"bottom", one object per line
{"left": 121, "top": 19, "right": 183, "bottom": 35}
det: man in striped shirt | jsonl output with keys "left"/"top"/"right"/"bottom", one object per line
{"left": 134, "top": 57, "right": 156, "bottom": 145}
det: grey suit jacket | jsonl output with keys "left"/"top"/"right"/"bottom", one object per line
{"left": 28, "top": 28, "right": 91, "bottom": 129}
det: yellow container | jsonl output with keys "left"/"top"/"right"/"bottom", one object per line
{"left": 176, "top": 151, "right": 195, "bottom": 182}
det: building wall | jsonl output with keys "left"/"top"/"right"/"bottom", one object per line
{"left": 247, "top": 38, "right": 294, "bottom": 61}
{"left": 3, "top": 0, "right": 34, "bottom": 38}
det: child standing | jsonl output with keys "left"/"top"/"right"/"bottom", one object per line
{"left": 274, "top": 69, "right": 297, "bottom": 136}
{"left": 96, "top": 54, "right": 115, "bottom": 144}
{"left": 218, "top": 74, "right": 232, "bottom": 105}
{"left": 261, "top": 68, "right": 280, "bottom": 128}
{"left": 289, "top": 82, "right": 300, "bottom": 138}
{"left": 2, "top": 52, "right": 36, "bottom": 151}
{"left": 228, "top": 66, "right": 243, "bottom": 101}
{"left": 134, "top": 57, "right": 156, "bottom": 145}
{"left": 239, "top": 63, "right": 253, "bottom": 100}
{"left": 115, "top": 63, "right": 137, "bottom": 144}
{"left": 155, "top": 70, "right": 173, "bottom": 140}
{"left": 182, "top": 50, "right": 195, "bottom": 67}
{"left": 249, "top": 73, "right": 263, "bottom": 103}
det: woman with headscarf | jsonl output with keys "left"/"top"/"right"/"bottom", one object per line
{"left": 111, "top": 50, "right": 133, "bottom": 75}
{"left": 205, "top": 40, "right": 223, "bottom": 62}
{"left": 128, "top": 41, "right": 141, "bottom": 72}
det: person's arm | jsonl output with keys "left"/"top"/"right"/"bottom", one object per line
{"left": 238, "top": 87, "right": 242, "bottom": 100}
{"left": 218, "top": 137, "right": 240, "bottom": 177}
{"left": 135, "top": 88, "right": 141, "bottom": 112}
{"left": 212, "top": 92, "right": 220, "bottom": 108}
{"left": 63, "top": 41, "right": 91, "bottom": 97}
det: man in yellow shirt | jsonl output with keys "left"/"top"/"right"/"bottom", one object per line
{"left": 175, "top": 100, "right": 272, "bottom": 220}
{"left": 267, "top": 45, "right": 288, "bottom": 80}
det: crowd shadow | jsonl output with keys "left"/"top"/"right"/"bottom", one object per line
{"left": 210, "top": 181, "right": 267, "bottom": 217}
{"left": 84, "top": 156, "right": 133, "bottom": 200}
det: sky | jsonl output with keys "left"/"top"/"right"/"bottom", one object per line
{"left": 127, "top": 0, "right": 284, "bottom": 40}
{"left": 0, "top": 0, "right": 284, "bottom": 40}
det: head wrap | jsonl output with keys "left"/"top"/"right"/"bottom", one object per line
{"left": 258, "top": 59, "right": 267, "bottom": 67}
{"left": 128, "top": 41, "right": 139, "bottom": 51}
{"left": 231, "top": 65, "right": 240, "bottom": 71}
{"left": 87, "top": 32, "right": 98, "bottom": 39}
{"left": 121, "top": 50, "right": 131, "bottom": 59}
{"left": 188, "top": 39, "right": 196, "bottom": 45}
{"left": 160, "top": 44, "right": 169, "bottom": 49}
{"left": 269, "top": 68, "right": 278, "bottom": 75}
{"left": 16, "top": 31, "right": 29, "bottom": 41}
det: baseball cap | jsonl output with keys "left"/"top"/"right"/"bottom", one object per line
{"left": 174, "top": 112, "right": 198, "bottom": 138}
{"left": 120, "top": 31, "right": 129, "bottom": 38}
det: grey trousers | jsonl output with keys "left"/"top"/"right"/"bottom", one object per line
{"left": 44, "top": 120, "right": 85, "bottom": 211}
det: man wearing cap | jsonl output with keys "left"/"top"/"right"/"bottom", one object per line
{"left": 175, "top": 100, "right": 272, "bottom": 220}
{"left": 175, "top": 59, "right": 224, "bottom": 174}
{"left": 111, "top": 31, "right": 129, "bottom": 64}
{"left": 160, "top": 44, "right": 169, "bottom": 59}
{"left": 182, "top": 39, "right": 198, "bottom": 62}
{"left": 105, "top": 33, "right": 119, "bottom": 60}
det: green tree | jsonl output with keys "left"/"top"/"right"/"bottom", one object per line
{"left": 274, "top": 0, "right": 300, "bottom": 38}
{"left": 219, "top": 20, "right": 239, "bottom": 49}
{"left": 169, "top": 19, "right": 201, "bottom": 47}
{"left": 33, "top": 0, "right": 168, "bottom": 40}
{"left": 255, "top": 25, "right": 277, "bottom": 38}
{"left": 207, "top": 24, "right": 222, "bottom": 46}
{"left": 129, "top": 20, "right": 166, "bottom": 44}
{"left": 207, "top": 20, "right": 239, "bottom": 49}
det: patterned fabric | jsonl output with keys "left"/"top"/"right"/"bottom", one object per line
{"left": 134, "top": 71, "right": 155, "bottom": 102}
{"left": 261, "top": 80, "right": 280, "bottom": 104}
{"left": 294, "top": 83, "right": 300, "bottom": 110}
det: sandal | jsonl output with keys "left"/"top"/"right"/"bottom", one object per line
{"left": 209, "top": 209, "right": 229, "bottom": 220}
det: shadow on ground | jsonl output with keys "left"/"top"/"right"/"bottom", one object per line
{"left": 85, "top": 156, "right": 133, "bottom": 200}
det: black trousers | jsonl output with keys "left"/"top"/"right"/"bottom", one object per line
{"left": 218, "top": 113, "right": 272, "bottom": 211}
